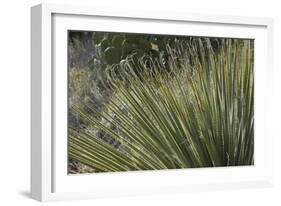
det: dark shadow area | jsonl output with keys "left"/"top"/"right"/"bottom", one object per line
{"left": 18, "top": 190, "right": 31, "bottom": 198}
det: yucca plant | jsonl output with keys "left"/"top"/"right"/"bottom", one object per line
{"left": 68, "top": 37, "right": 254, "bottom": 173}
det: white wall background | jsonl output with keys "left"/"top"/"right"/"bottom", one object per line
{"left": 0, "top": 0, "right": 280, "bottom": 205}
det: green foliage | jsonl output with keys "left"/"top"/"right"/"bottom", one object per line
{"left": 104, "top": 47, "right": 121, "bottom": 65}
{"left": 68, "top": 37, "right": 254, "bottom": 173}
{"left": 94, "top": 32, "right": 178, "bottom": 66}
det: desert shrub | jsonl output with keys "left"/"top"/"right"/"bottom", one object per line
{"left": 68, "top": 38, "right": 254, "bottom": 172}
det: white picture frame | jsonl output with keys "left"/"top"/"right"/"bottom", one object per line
{"left": 31, "top": 3, "right": 274, "bottom": 202}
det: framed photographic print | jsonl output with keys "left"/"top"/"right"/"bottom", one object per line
{"left": 31, "top": 3, "right": 274, "bottom": 201}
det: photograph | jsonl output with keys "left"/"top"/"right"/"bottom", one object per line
{"left": 67, "top": 31, "right": 254, "bottom": 174}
